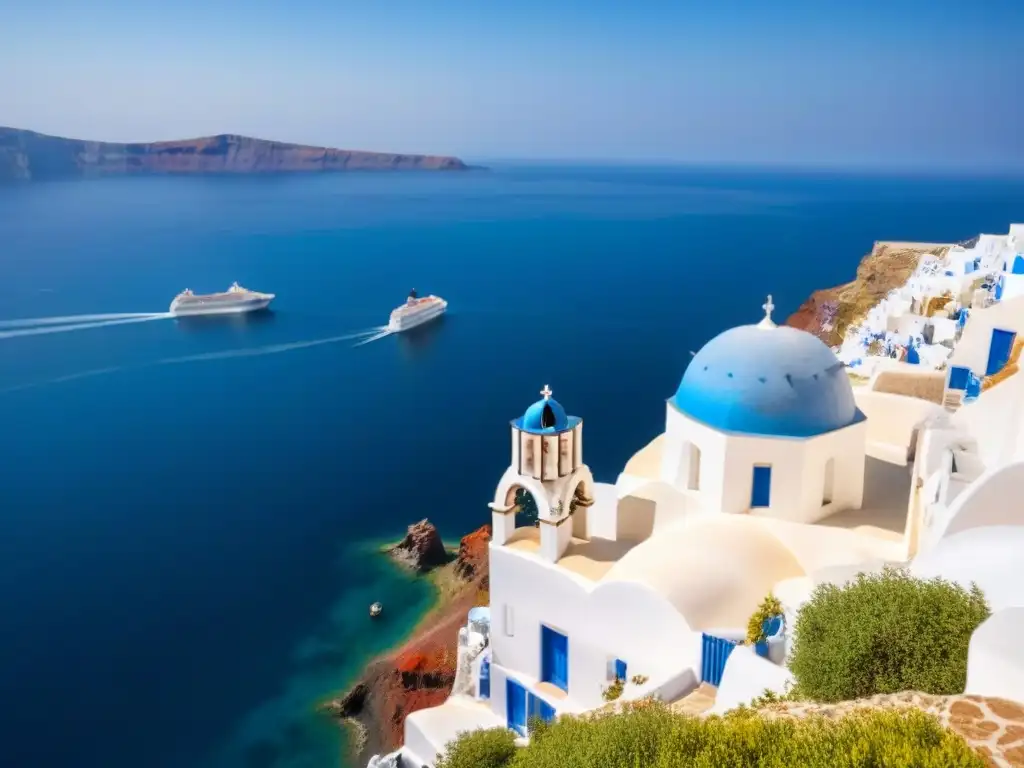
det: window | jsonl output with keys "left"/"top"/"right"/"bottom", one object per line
{"left": 822, "top": 458, "right": 835, "bottom": 506}
{"left": 606, "top": 657, "right": 627, "bottom": 681}
{"left": 751, "top": 465, "right": 772, "bottom": 509}
{"left": 504, "top": 604, "right": 515, "bottom": 637}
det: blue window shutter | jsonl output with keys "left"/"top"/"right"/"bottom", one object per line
{"left": 751, "top": 466, "right": 772, "bottom": 508}
{"left": 614, "top": 658, "right": 627, "bottom": 680}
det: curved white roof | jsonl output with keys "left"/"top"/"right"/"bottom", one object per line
{"left": 910, "top": 526, "right": 1024, "bottom": 613}
{"left": 602, "top": 516, "right": 805, "bottom": 631}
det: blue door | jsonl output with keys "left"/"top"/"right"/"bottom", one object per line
{"left": 751, "top": 466, "right": 771, "bottom": 508}
{"left": 506, "top": 678, "right": 527, "bottom": 735}
{"left": 996, "top": 276, "right": 1005, "bottom": 301}
{"left": 986, "top": 329, "right": 1017, "bottom": 375}
{"left": 700, "top": 633, "right": 739, "bottom": 686}
{"left": 527, "top": 693, "right": 556, "bottom": 730}
{"left": 479, "top": 656, "right": 490, "bottom": 699}
{"left": 540, "top": 626, "right": 569, "bottom": 692}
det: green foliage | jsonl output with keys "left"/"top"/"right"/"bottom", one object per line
{"left": 436, "top": 726, "right": 517, "bottom": 768}
{"left": 630, "top": 674, "right": 649, "bottom": 686}
{"left": 746, "top": 686, "right": 795, "bottom": 709}
{"left": 745, "top": 593, "right": 784, "bottom": 645}
{"left": 602, "top": 677, "right": 624, "bottom": 702}
{"left": 441, "top": 700, "right": 984, "bottom": 768}
{"left": 788, "top": 567, "right": 990, "bottom": 703}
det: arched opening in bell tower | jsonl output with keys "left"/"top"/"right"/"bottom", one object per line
{"left": 569, "top": 481, "right": 594, "bottom": 539}
{"left": 541, "top": 404, "right": 558, "bottom": 429}
{"left": 510, "top": 486, "right": 540, "bottom": 529}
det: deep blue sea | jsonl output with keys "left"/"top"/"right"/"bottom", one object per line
{"left": 1, "top": 165, "right": 1023, "bottom": 768}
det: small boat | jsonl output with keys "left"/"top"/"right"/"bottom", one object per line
{"left": 370, "top": 602, "right": 383, "bottom": 618}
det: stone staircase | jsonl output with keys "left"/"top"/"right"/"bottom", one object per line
{"left": 671, "top": 683, "right": 718, "bottom": 716}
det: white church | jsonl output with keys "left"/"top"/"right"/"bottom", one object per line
{"left": 383, "top": 293, "right": 1024, "bottom": 768}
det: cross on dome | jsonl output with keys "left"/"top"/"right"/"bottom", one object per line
{"left": 540, "top": 384, "right": 553, "bottom": 400}
{"left": 757, "top": 294, "right": 778, "bottom": 329}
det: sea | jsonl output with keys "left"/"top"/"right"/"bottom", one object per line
{"left": 1, "top": 164, "right": 1023, "bottom": 768}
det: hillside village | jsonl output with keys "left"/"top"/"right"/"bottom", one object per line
{"left": 370, "top": 222, "right": 1024, "bottom": 768}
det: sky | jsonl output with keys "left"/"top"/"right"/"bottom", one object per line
{"left": 3, "top": 0, "right": 1023, "bottom": 169}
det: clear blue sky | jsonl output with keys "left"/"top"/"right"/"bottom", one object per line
{"left": 3, "top": 0, "right": 1023, "bottom": 169}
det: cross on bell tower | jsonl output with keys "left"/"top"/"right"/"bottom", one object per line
{"left": 540, "top": 384, "right": 553, "bottom": 400}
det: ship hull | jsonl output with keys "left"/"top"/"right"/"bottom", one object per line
{"left": 388, "top": 302, "right": 446, "bottom": 332}
{"left": 170, "top": 297, "right": 273, "bottom": 317}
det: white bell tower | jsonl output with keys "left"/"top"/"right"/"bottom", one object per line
{"left": 489, "top": 385, "right": 595, "bottom": 562}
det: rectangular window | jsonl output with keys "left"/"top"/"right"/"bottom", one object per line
{"left": 606, "top": 657, "right": 627, "bottom": 681}
{"left": 751, "top": 465, "right": 772, "bottom": 509}
{"left": 504, "top": 604, "right": 515, "bottom": 637}
{"left": 614, "top": 658, "right": 627, "bottom": 681}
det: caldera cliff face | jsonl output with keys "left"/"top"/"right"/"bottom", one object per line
{"left": 0, "top": 127, "right": 471, "bottom": 181}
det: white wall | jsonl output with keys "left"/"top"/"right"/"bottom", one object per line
{"left": 964, "top": 608, "right": 1024, "bottom": 704}
{"left": 952, "top": 374, "right": 1024, "bottom": 467}
{"left": 708, "top": 645, "right": 795, "bottom": 715}
{"left": 926, "top": 461, "right": 1024, "bottom": 546}
{"left": 910, "top": 526, "right": 1024, "bottom": 613}
{"left": 660, "top": 404, "right": 728, "bottom": 502}
{"left": 854, "top": 389, "right": 943, "bottom": 464}
{"left": 488, "top": 544, "right": 700, "bottom": 716}
{"left": 948, "top": 295, "right": 1024, "bottom": 374}
{"left": 722, "top": 424, "right": 867, "bottom": 524}
{"left": 663, "top": 403, "right": 865, "bottom": 524}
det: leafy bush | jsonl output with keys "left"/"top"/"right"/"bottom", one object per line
{"left": 436, "top": 727, "right": 517, "bottom": 768}
{"left": 440, "top": 700, "right": 985, "bottom": 768}
{"left": 745, "top": 593, "right": 784, "bottom": 644}
{"left": 788, "top": 567, "right": 990, "bottom": 702}
{"left": 602, "top": 677, "right": 625, "bottom": 702}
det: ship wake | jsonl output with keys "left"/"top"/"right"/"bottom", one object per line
{"left": 0, "top": 313, "right": 173, "bottom": 340}
{"left": 352, "top": 327, "right": 393, "bottom": 347}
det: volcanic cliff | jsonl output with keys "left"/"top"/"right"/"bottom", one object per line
{"left": 785, "top": 240, "right": 955, "bottom": 344}
{"left": 323, "top": 521, "right": 491, "bottom": 765}
{"left": 0, "top": 127, "right": 470, "bottom": 181}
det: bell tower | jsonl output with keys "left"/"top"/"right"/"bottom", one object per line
{"left": 489, "top": 385, "right": 594, "bottom": 562}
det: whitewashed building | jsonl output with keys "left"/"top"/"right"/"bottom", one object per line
{"left": 386, "top": 289, "right": 1024, "bottom": 768}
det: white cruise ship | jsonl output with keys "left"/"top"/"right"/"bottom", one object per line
{"left": 388, "top": 290, "right": 447, "bottom": 332}
{"left": 170, "top": 282, "right": 275, "bottom": 316}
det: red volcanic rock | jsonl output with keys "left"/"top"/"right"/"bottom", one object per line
{"left": 0, "top": 126, "right": 471, "bottom": 181}
{"left": 325, "top": 524, "right": 491, "bottom": 764}
{"left": 454, "top": 524, "right": 491, "bottom": 586}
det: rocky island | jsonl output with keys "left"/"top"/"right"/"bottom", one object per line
{"left": 0, "top": 127, "right": 471, "bottom": 181}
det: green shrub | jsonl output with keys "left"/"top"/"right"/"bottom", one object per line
{"left": 453, "top": 700, "right": 984, "bottom": 768}
{"left": 745, "top": 593, "right": 784, "bottom": 644}
{"left": 436, "top": 726, "right": 517, "bottom": 768}
{"left": 602, "top": 677, "right": 625, "bottom": 702}
{"left": 788, "top": 567, "right": 990, "bottom": 702}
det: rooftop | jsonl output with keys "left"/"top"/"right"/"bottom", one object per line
{"left": 504, "top": 526, "right": 639, "bottom": 581}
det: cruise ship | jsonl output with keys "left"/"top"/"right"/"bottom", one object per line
{"left": 388, "top": 290, "right": 447, "bottom": 332}
{"left": 169, "top": 282, "right": 275, "bottom": 316}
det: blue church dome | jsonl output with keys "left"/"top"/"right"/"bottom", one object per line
{"left": 513, "top": 385, "right": 580, "bottom": 435}
{"left": 672, "top": 311, "right": 863, "bottom": 438}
